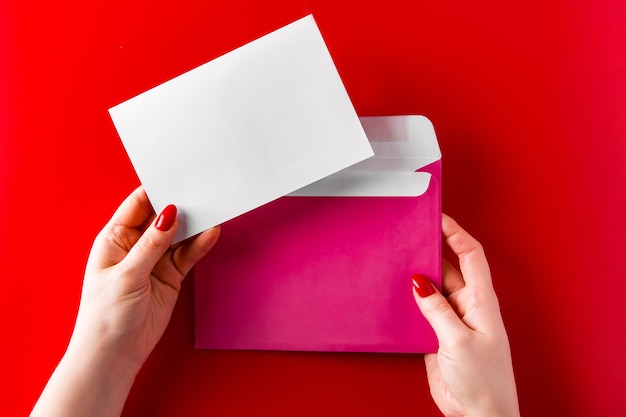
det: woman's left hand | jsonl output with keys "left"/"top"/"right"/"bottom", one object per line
{"left": 31, "top": 186, "right": 220, "bottom": 417}
{"left": 74, "top": 186, "right": 220, "bottom": 371}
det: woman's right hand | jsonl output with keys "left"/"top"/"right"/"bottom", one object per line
{"left": 412, "top": 214, "right": 520, "bottom": 417}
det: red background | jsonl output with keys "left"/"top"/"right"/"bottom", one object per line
{"left": 2, "top": 1, "right": 625, "bottom": 416}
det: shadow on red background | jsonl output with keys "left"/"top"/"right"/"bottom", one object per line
{"left": 1, "top": 1, "right": 625, "bottom": 416}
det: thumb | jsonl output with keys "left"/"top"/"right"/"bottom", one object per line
{"left": 412, "top": 273, "right": 468, "bottom": 343}
{"left": 123, "top": 204, "right": 178, "bottom": 275}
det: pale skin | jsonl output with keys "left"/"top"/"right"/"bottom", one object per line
{"left": 30, "top": 187, "right": 220, "bottom": 417}
{"left": 31, "top": 188, "right": 519, "bottom": 417}
{"left": 412, "top": 214, "right": 521, "bottom": 417}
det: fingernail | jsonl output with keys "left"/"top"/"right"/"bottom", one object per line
{"left": 156, "top": 204, "right": 177, "bottom": 232}
{"left": 412, "top": 273, "right": 436, "bottom": 298}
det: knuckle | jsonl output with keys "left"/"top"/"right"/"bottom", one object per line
{"left": 428, "top": 299, "right": 452, "bottom": 317}
{"left": 461, "top": 238, "right": 483, "bottom": 257}
{"left": 138, "top": 231, "right": 162, "bottom": 253}
{"left": 446, "top": 226, "right": 486, "bottom": 258}
{"left": 464, "top": 291, "right": 482, "bottom": 311}
{"left": 102, "top": 223, "right": 126, "bottom": 246}
{"left": 424, "top": 298, "right": 456, "bottom": 323}
{"left": 472, "top": 239, "right": 484, "bottom": 253}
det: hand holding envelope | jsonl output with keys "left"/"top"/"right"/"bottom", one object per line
{"left": 195, "top": 115, "right": 442, "bottom": 353}
{"left": 108, "top": 15, "right": 442, "bottom": 353}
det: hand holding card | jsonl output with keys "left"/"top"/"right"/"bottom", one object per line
{"left": 109, "top": 15, "right": 373, "bottom": 243}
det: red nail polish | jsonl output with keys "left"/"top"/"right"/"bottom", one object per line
{"left": 412, "top": 273, "right": 436, "bottom": 298}
{"left": 155, "top": 204, "right": 177, "bottom": 232}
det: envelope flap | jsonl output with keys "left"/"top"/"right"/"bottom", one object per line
{"left": 346, "top": 115, "right": 441, "bottom": 173}
{"left": 290, "top": 115, "right": 441, "bottom": 196}
{"left": 289, "top": 172, "right": 432, "bottom": 197}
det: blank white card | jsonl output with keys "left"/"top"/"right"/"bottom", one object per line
{"left": 109, "top": 15, "right": 373, "bottom": 242}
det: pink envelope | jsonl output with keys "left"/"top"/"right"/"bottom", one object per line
{"left": 194, "top": 116, "right": 442, "bottom": 353}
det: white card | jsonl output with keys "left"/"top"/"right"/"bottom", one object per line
{"left": 109, "top": 15, "right": 373, "bottom": 242}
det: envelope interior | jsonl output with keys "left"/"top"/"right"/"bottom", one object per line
{"left": 289, "top": 115, "right": 440, "bottom": 197}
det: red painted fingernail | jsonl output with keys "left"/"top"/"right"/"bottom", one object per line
{"left": 412, "top": 273, "right": 436, "bottom": 298}
{"left": 155, "top": 204, "right": 177, "bottom": 232}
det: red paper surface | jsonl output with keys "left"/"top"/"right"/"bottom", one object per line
{"left": 2, "top": 1, "right": 625, "bottom": 416}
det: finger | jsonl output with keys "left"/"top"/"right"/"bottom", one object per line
{"left": 442, "top": 259, "right": 465, "bottom": 296}
{"left": 172, "top": 226, "right": 221, "bottom": 277}
{"left": 89, "top": 187, "right": 156, "bottom": 269}
{"left": 122, "top": 204, "right": 178, "bottom": 277}
{"left": 412, "top": 273, "right": 469, "bottom": 342}
{"left": 108, "top": 186, "right": 155, "bottom": 231}
{"left": 442, "top": 214, "right": 493, "bottom": 292}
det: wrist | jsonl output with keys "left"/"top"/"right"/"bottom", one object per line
{"left": 30, "top": 334, "right": 141, "bottom": 417}
{"left": 70, "top": 300, "right": 151, "bottom": 379}
{"left": 65, "top": 331, "right": 143, "bottom": 384}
